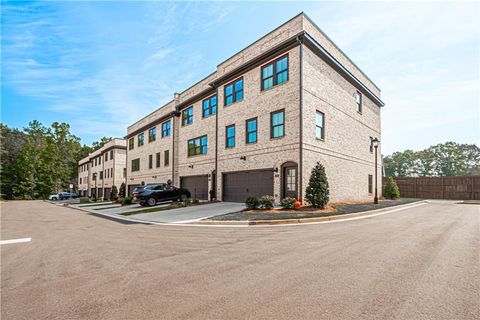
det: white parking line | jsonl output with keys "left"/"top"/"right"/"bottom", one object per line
{"left": 0, "top": 238, "right": 32, "bottom": 245}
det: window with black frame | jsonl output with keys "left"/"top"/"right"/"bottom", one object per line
{"left": 224, "top": 78, "right": 243, "bottom": 106}
{"left": 226, "top": 125, "right": 235, "bottom": 148}
{"left": 182, "top": 107, "right": 193, "bottom": 126}
{"left": 202, "top": 95, "right": 217, "bottom": 117}
{"left": 246, "top": 118, "right": 257, "bottom": 144}
{"left": 262, "top": 55, "right": 288, "bottom": 90}
{"left": 187, "top": 135, "right": 208, "bottom": 156}
{"left": 271, "top": 110, "right": 285, "bottom": 138}
{"left": 161, "top": 120, "right": 171, "bottom": 137}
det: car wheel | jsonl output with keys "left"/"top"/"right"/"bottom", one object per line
{"left": 52, "top": 197, "right": 57, "bottom": 201}
{"left": 179, "top": 194, "right": 188, "bottom": 201}
{"left": 147, "top": 197, "right": 156, "bottom": 207}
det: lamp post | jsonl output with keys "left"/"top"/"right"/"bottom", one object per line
{"left": 372, "top": 138, "right": 380, "bottom": 204}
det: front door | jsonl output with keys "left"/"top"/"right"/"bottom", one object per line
{"left": 283, "top": 166, "right": 298, "bottom": 199}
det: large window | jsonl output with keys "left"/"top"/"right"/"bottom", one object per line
{"left": 164, "top": 150, "right": 170, "bottom": 166}
{"left": 224, "top": 78, "right": 243, "bottom": 106}
{"left": 148, "top": 154, "right": 153, "bottom": 169}
{"left": 131, "top": 158, "right": 140, "bottom": 172}
{"left": 99, "top": 171, "right": 103, "bottom": 180}
{"left": 161, "top": 120, "right": 171, "bottom": 137}
{"left": 246, "top": 118, "right": 257, "bottom": 144}
{"left": 110, "top": 150, "right": 113, "bottom": 159}
{"left": 105, "top": 153, "right": 108, "bottom": 161}
{"left": 369, "top": 136, "right": 374, "bottom": 153}
{"left": 156, "top": 152, "right": 161, "bottom": 168}
{"left": 182, "top": 106, "right": 193, "bottom": 126}
{"left": 188, "top": 135, "right": 208, "bottom": 156}
{"left": 368, "top": 175, "right": 373, "bottom": 194}
{"left": 262, "top": 55, "right": 288, "bottom": 90}
{"left": 148, "top": 127, "right": 156, "bottom": 142}
{"left": 356, "top": 91, "right": 362, "bottom": 113}
{"left": 202, "top": 95, "right": 217, "bottom": 118}
{"left": 138, "top": 133, "right": 144, "bottom": 147}
{"left": 226, "top": 125, "right": 235, "bottom": 148}
{"left": 316, "top": 111, "right": 325, "bottom": 140}
{"left": 271, "top": 110, "right": 285, "bottom": 138}
{"left": 128, "top": 138, "right": 134, "bottom": 150}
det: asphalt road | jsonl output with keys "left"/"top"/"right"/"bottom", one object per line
{"left": 1, "top": 200, "right": 479, "bottom": 320}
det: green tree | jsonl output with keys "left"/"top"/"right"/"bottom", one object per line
{"left": 305, "top": 162, "right": 330, "bottom": 209}
{"left": 0, "top": 124, "right": 27, "bottom": 199}
{"left": 383, "top": 177, "right": 400, "bottom": 199}
{"left": 91, "top": 137, "right": 113, "bottom": 151}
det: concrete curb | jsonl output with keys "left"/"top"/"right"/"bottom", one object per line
{"left": 51, "top": 199, "right": 427, "bottom": 227}
{"left": 198, "top": 200, "right": 428, "bottom": 226}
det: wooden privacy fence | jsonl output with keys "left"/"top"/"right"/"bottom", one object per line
{"left": 383, "top": 176, "right": 480, "bottom": 200}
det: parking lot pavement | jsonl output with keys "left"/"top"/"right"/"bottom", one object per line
{"left": 2, "top": 200, "right": 479, "bottom": 320}
{"left": 130, "top": 202, "right": 245, "bottom": 223}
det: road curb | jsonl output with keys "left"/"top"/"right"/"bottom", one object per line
{"left": 198, "top": 200, "right": 428, "bottom": 226}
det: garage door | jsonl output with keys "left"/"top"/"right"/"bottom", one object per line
{"left": 223, "top": 170, "right": 274, "bottom": 203}
{"left": 181, "top": 175, "right": 209, "bottom": 200}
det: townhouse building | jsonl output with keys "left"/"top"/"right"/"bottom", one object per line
{"left": 125, "top": 12, "right": 384, "bottom": 203}
{"left": 78, "top": 138, "right": 127, "bottom": 199}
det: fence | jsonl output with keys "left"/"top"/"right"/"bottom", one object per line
{"left": 383, "top": 176, "right": 480, "bottom": 200}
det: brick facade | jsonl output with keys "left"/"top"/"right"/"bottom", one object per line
{"left": 125, "top": 12, "right": 384, "bottom": 203}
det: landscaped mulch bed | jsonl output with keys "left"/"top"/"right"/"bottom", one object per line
{"left": 209, "top": 198, "right": 420, "bottom": 221}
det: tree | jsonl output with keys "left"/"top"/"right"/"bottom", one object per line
{"left": 0, "top": 124, "right": 27, "bottom": 199}
{"left": 305, "top": 162, "right": 329, "bottom": 209}
{"left": 383, "top": 142, "right": 480, "bottom": 177}
{"left": 119, "top": 182, "right": 126, "bottom": 198}
{"left": 110, "top": 185, "right": 118, "bottom": 200}
{"left": 91, "top": 137, "right": 113, "bottom": 151}
{"left": 383, "top": 177, "right": 400, "bottom": 199}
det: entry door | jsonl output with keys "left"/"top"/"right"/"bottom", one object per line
{"left": 283, "top": 166, "right": 298, "bottom": 199}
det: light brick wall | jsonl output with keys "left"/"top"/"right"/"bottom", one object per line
{"left": 301, "top": 45, "right": 382, "bottom": 201}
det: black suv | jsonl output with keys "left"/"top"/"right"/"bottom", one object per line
{"left": 136, "top": 184, "right": 191, "bottom": 207}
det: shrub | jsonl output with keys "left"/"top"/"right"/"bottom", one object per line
{"left": 245, "top": 196, "right": 260, "bottom": 210}
{"left": 183, "top": 197, "right": 192, "bottom": 207}
{"left": 122, "top": 196, "right": 133, "bottom": 206}
{"left": 280, "top": 197, "right": 296, "bottom": 209}
{"left": 383, "top": 177, "right": 400, "bottom": 199}
{"left": 259, "top": 195, "right": 275, "bottom": 210}
{"left": 192, "top": 199, "right": 200, "bottom": 205}
{"left": 305, "top": 162, "right": 330, "bottom": 209}
{"left": 119, "top": 182, "right": 126, "bottom": 198}
{"left": 110, "top": 185, "right": 118, "bottom": 201}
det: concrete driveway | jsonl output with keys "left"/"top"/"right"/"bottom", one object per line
{"left": 129, "top": 202, "right": 245, "bottom": 223}
{"left": 2, "top": 200, "right": 479, "bottom": 320}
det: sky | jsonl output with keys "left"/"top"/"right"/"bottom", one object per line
{"left": 1, "top": 1, "right": 479, "bottom": 155}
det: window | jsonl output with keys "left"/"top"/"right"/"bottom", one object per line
{"left": 123, "top": 168, "right": 126, "bottom": 178}
{"left": 202, "top": 95, "right": 217, "bottom": 117}
{"left": 100, "top": 171, "right": 103, "bottom": 180}
{"left": 110, "top": 150, "right": 113, "bottom": 159}
{"left": 80, "top": 178, "right": 82, "bottom": 184}
{"left": 128, "top": 138, "right": 134, "bottom": 150}
{"left": 164, "top": 150, "right": 169, "bottom": 166}
{"left": 182, "top": 106, "right": 193, "bottom": 126}
{"left": 105, "top": 153, "right": 108, "bottom": 161}
{"left": 356, "top": 91, "right": 362, "bottom": 113}
{"left": 316, "top": 111, "right": 325, "bottom": 140}
{"left": 138, "top": 133, "right": 144, "bottom": 147}
{"left": 262, "top": 55, "right": 289, "bottom": 90}
{"left": 156, "top": 152, "right": 161, "bottom": 168}
{"left": 161, "top": 120, "right": 171, "bottom": 137}
{"left": 149, "top": 127, "right": 156, "bottom": 142}
{"left": 271, "top": 110, "right": 285, "bottom": 138}
{"left": 246, "top": 118, "right": 257, "bottom": 144}
{"left": 368, "top": 175, "right": 373, "bottom": 194}
{"left": 369, "top": 137, "right": 374, "bottom": 153}
{"left": 99, "top": 156, "right": 101, "bottom": 165}
{"left": 131, "top": 158, "right": 140, "bottom": 172}
{"left": 94, "top": 158, "right": 97, "bottom": 166}
{"left": 224, "top": 78, "right": 243, "bottom": 106}
{"left": 226, "top": 125, "right": 235, "bottom": 148}
{"left": 149, "top": 154, "right": 153, "bottom": 169}
{"left": 187, "top": 135, "right": 208, "bottom": 156}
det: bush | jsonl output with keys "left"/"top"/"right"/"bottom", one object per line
{"left": 110, "top": 185, "right": 118, "bottom": 201}
{"left": 119, "top": 182, "right": 126, "bottom": 198}
{"left": 122, "top": 196, "right": 133, "bottom": 206}
{"left": 245, "top": 196, "right": 260, "bottom": 210}
{"left": 280, "top": 197, "right": 296, "bottom": 209}
{"left": 183, "top": 197, "right": 192, "bottom": 207}
{"left": 259, "top": 195, "right": 275, "bottom": 210}
{"left": 192, "top": 199, "right": 200, "bottom": 205}
{"left": 305, "top": 162, "right": 330, "bottom": 209}
{"left": 383, "top": 177, "right": 400, "bottom": 199}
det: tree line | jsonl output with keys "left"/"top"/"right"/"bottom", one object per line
{"left": 383, "top": 141, "right": 480, "bottom": 177}
{"left": 1, "top": 121, "right": 112, "bottom": 199}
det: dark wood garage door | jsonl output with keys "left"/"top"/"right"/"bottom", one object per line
{"left": 223, "top": 170, "right": 274, "bottom": 203}
{"left": 181, "top": 175, "right": 209, "bottom": 200}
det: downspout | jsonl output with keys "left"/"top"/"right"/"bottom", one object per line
{"left": 172, "top": 93, "right": 181, "bottom": 186}
{"left": 297, "top": 35, "right": 304, "bottom": 201}
{"left": 212, "top": 84, "right": 219, "bottom": 201}
{"left": 102, "top": 154, "right": 105, "bottom": 199}
{"left": 112, "top": 148, "right": 115, "bottom": 192}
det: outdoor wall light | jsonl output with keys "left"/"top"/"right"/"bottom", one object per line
{"left": 240, "top": 156, "right": 246, "bottom": 161}
{"left": 188, "top": 165, "right": 194, "bottom": 169}
{"left": 273, "top": 167, "right": 279, "bottom": 173}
